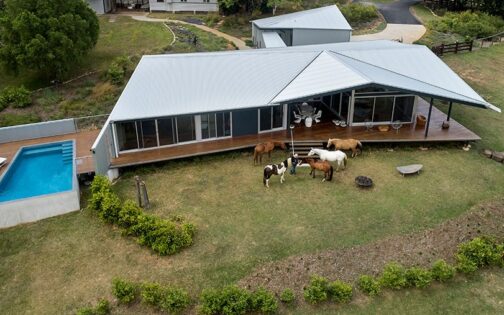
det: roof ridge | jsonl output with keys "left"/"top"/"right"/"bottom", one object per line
{"left": 325, "top": 50, "right": 373, "bottom": 83}
{"left": 331, "top": 51, "right": 491, "bottom": 106}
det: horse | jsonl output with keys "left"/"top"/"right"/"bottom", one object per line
{"left": 304, "top": 158, "right": 333, "bottom": 182}
{"left": 263, "top": 159, "right": 289, "bottom": 188}
{"left": 254, "top": 141, "right": 287, "bottom": 165}
{"left": 308, "top": 148, "right": 347, "bottom": 171}
{"left": 326, "top": 138, "right": 363, "bottom": 158}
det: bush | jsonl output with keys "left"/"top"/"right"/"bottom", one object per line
{"left": 430, "top": 11, "right": 504, "bottom": 39}
{"left": 141, "top": 282, "right": 164, "bottom": 306}
{"left": 76, "top": 299, "right": 110, "bottom": 315}
{"left": 112, "top": 278, "right": 136, "bottom": 304}
{"left": 251, "top": 288, "right": 278, "bottom": 313}
{"left": 204, "top": 14, "right": 220, "bottom": 27}
{"left": 107, "top": 56, "right": 133, "bottom": 85}
{"left": 279, "top": 288, "right": 295, "bottom": 304}
{"left": 0, "top": 86, "right": 32, "bottom": 110}
{"left": 380, "top": 262, "right": 407, "bottom": 290}
{"left": 199, "top": 286, "right": 251, "bottom": 315}
{"left": 358, "top": 275, "right": 381, "bottom": 296}
{"left": 160, "top": 287, "right": 191, "bottom": 313}
{"left": 0, "top": 113, "right": 40, "bottom": 127}
{"left": 340, "top": 4, "right": 378, "bottom": 25}
{"left": 456, "top": 237, "right": 503, "bottom": 273}
{"left": 303, "top": 275, "right": 329, "bottom": 304}
{"left": 405, "top": 267, "right": 433, "bottom": 288}
{"left": 327, "top": 280, "right": 353, "bottom": 303}
{"left": 431, "top": 259, "right": 456, "bottom": 282}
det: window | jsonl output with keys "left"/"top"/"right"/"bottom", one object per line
{"left": 216, "top": 112, "right": 231, "bottom": 137}
{"left": 373, "top": 97, "right": 394, "bottom": 122}
{"left": 116, "top": 122, "right": 138, "bottom": 151}
{"left": 176, "top": 116, "right": 196, "bottom": 142}
{"left": 158, "top": 118, "right": 175, "bottom": 146}
{"left": 353, "top": 98, "right": 374, "bottom": 123}
{"left": 352, "top": 95, "right": 415, "bottom": 124}
{"left": 139, "top": 120, "right": 157, "bottom": 148}
{"left": 259, "top": 105, "right": 284, "bottom": 132}
{"left": 393, "top": 96, "right": 415, "bottom": 122}
{"left": 201, "top": 112, "right": 231, "bottom": 139}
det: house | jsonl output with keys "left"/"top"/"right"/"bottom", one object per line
{"left": 252, "top": 5, "right": 352, "bottom": 48}
{"left": 91, "top": 40, "right": 499, "bottom": 178}
{"left": 149, "top": 0, "right": 218, "bottom": 13}
{"left": 87, "top": 0, "right": 115, "bottom": 14}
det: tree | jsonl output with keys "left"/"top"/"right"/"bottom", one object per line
{"left": 267, "top": 0, "right": 301, "bottom": 15}
{"left": 0, "top": 0, "right": 99, "bottom": 79}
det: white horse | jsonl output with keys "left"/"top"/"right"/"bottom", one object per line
{"left": 308, "top": 148, "right": 347, "bottom": 171}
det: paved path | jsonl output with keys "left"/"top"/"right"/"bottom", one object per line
{"left": 118, "top": 13, "right": 250, "bottom": 50}
{"left": 352, "top": 0, "right": 426, "bottom": 43}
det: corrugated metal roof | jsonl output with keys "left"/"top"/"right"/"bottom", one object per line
{"left": 109, "top": 41, "right": 500, "bottom": 122}
{"left": 261, "top": 31, "right": 287, "bottom": 48}
{"left": 252, "top": 5, "right": 352, "bottom": 30}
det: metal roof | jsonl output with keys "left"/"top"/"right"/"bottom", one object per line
{"left": 252, "top": 5, "right": 352, "bottom": 31}
{"left": 108, "top": 40, "right": 500, "bottom": 122}
{"left": 261, "top": 31, "right": 287, "bottom": 48}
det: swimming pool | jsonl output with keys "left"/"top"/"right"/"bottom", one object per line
{"left": 0, "top": 141, "right": 80, "bottom": 228}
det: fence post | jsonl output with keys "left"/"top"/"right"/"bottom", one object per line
{"left": 469, "top": 40, "right": 473, "bottom": 52}
{"left": 455, "top": 42, "right": 459, "bottom": 54}
{"left": 441, "top": 43, "right": 444, "bottom": 56}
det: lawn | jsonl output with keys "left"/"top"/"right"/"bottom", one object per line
{"left": 1, "top": 39, "right": 504, "bottom": 315}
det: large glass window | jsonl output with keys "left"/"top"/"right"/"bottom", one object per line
{"left": 116, "top": 121, "right": 138, "bottom": 151}
{"left": 216, "top": 112, "right": 231, "bottom": 137}
{"left": 202, "top": 112, "right": 232, "bottom": 139}
{"left": 353, "top": 98, "right": 374, "bottom": 123}
{"left": 139, "top": 120, "right": 157, "bottom": 148}
{"left": 393, "top": 96, "right": 415, "bottom": 122}
{"left": 158, "top": 118, "right": 175, "bottom": 146}
{"left": 201, "top": 113, "right": 217, "bottom": 139}
{"left": 259, "top": 105, "right": 284, "bottom": 132}
{"left": 373, "top": 97, "right": 394, "bottom": 122}
{"left": 176, "top": 116, "right": 195, "bottom": 142}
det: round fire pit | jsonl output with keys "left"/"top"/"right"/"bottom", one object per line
{"left": 355, "top": 176, "right": 373, "bottom": 188}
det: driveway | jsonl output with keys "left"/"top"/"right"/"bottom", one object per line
{"left": 356, "top": 0, "right": 422, "bottom": 24}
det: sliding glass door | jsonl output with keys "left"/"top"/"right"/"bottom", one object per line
{"left": 259, "top": 105, "right": 285, "bottom": 132}
{"left": 352, "top": 95, "right": 416, "bottom": 125}
{"left": 201, "top": 112, "right": 231, "bottom": 139}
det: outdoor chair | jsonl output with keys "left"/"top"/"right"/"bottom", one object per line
{"left": 0, "top": 157, "right": 7, "bottom": 170}
{"left": 292, "top": 111, "right": 302, "bottom": 124}
{"left": 313, "top": 110, "right": 322, "bottom": 123}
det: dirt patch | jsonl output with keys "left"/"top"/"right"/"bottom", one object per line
{"left": 239, "top": 199, "right": 504, "bottom": 295}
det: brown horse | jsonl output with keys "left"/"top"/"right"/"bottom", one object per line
{"left": 304, "top": 158, "right": 333, "bottom": 182}
{"left": 326, "top": 138, "right": 363, "bottom": 158}
{"left": 254, "top": 141, "right": 287, "bottom": 165}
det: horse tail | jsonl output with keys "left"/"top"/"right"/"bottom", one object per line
{"left": 253, "top": 148, "right": 258, "bottom": 164}
{"left": 343, "top": 155, "right": 347, "bottom": 168}
{"left": 357, "top": 140, "right": 363, "bottom": 149}
{"left": 328, "top": 166, "right": 333, "bottom": 181}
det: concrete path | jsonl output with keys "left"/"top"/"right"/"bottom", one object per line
{"left": 119, "top": 13, "right": 251, "bottom": 50}
{"left": 351, "top": 0, "right": 426, "bottom": 43}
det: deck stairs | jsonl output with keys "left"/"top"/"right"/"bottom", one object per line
{"left": 61, "top": 142, "right": 73, "bottom": 165}
{"left": 289, "top": 140, "right": 326, "bottom": 159}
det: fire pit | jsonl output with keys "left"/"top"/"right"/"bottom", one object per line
{"left": 355, "top": 176, "right": 373, "bottom": 188}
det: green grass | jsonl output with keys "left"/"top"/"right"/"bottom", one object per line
{"left": 1, "top": 33, "right": 504, "bottom": 315}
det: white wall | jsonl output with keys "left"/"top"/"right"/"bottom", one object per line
{"left": 292, "top": 29, "right": 351, "bottom": 46}
{"left": 149, "top": 0, "right": 218, "bottom": 12}
{"left": 87, "top": 0, "right": 105, "bottom": 14}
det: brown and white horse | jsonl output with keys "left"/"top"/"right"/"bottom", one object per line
{"left": 263, "top": 159, "right": 290, "bottom": 188}
{"left": 254, "top": 141, "right": 287, "bottom": 165}
{"left": 304, "top": 158, "right": 333, "bottom": 182}
{"left": 326, "top": 138, "right": 363, "bottom": 157}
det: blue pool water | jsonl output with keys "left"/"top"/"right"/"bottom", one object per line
{"left": 0, "top": 141, "right": 74, "bottom": 202}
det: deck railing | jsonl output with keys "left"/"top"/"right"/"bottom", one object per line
{"left": 73, "top": 114, "right": 109, "bottom": 132}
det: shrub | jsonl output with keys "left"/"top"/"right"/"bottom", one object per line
{"left": 327, "top": 280, "right": 353, "bottom": 303}
{"left": 0, "top": 86, "right": 32, "bottom": 110}
{"left": 112, "top": 278, "right": 136, "bottom": 304}
{"left": 199, "top": 285, "right": 251, "bottom": 315}
{"left": 0, "top": 113, "right": 40, "bottom": 127}
{"left": 141, "top": 282, "right": 164, "bottom": 306}
{"left": 76, "top": 307, "right": 95, "bottom": 315}
{"left": 304, "top": 275, "right": 329, "bottom": 304}
{"left": 380, "top": 262, "right": 407, "bottom": 290}
{"left": 279, "top": 288, "right": 295, "bottom": 304}
{"left": 107, "top": 56, "right": 133, "bottom": 85}
{"left": 456, "top": 237, "right": 503, "bottom": 273}
{"left": 160, "top": 287, "right": 191, "bottom": 313}
{"left": 358, "top": 275, "right": 381, "bottom": 296}
{"left": 405, "top": 267, "right": 433, "bottom": 288}
{"left": 340, "top": 4, "right": 378, "bottom": 25}
{"left": 98, "top": 192, "right": 122, "bottom": 224}
{"left": 77, "top": 299, "right": 110, "bottom": 315}
{"left": 117, "top": 200, "right": 143, "bottom": 231}
{"left": 429, "top": 11, "right": 504, "bottom": 39}
{"left": 431, "top": 259, "right": 456, "bottom": 282}
{"left": 251, "top": 288, "right": 278, "bottom": 313}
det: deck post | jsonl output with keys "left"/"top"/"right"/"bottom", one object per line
{"left": 424, "top": 98, "right": 434, "bottom": 138}
{"left": 447, "top": 101, "right": 453, "bottom": 121}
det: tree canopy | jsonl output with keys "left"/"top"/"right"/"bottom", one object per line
{"left": 0, "top": 0, "right": 99, "bottom": 79}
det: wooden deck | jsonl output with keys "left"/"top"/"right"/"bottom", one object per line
{"left": 111, "top": 100, "right": 479, "bottom": 168}
{"left": 0, "top": 130, "right": 100, "bottom": 175}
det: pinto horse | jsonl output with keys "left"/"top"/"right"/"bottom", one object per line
{"left": 308, "top": 148, "right": 347, "bottom": 171}
{"left": 254, "top": 141, "right": 287, "bottom": 165}
{"left": 304, "top": 158, "right": 333, "bottom": 182}
{"left": 326, "top": 138, "right": 363, "bottom": 158}
{"left": 263, "top": 159, "right": 289, "bottom": 188}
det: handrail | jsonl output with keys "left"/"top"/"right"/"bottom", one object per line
{"left": 475, "top": 30, "right": 504, "bottom": 42}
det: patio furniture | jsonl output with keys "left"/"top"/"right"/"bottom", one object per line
{"left": 391, "top": 120, "right": 403, "bottom": 133}
{"left": 416, "top": 113, "right": 427, "bottom": 127}
{"left": 313, "top": 110, "right": 322, "bottom": 123}
{"left": 299, "top": 103, "right": 315, "bottom": 116}
{"left": 355, "top": 176, "right": 373, "bottom": 188}
{"left": 305, "top": 116, "right": 313, "bottom": 128}
{"left": 293, "top": 111, "right": 302, "bottom": 124}
{"left": 0, "top": 157, "right": 7, "bottom": 170}
{"left": 396, "top": 164, "right": 423, "bottom": 176}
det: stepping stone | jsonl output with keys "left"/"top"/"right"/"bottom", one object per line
{"left": 396, "top": 164, "right": 423, "bottom": 176}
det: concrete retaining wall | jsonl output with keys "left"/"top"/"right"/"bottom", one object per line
{"left": 0, "top": 119, "right": 76, "bottom": 144}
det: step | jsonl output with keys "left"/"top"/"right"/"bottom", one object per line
{"left": 23, "top": 147, "right": 62, "bottom": 156}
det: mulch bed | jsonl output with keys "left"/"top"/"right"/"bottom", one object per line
{"left": 239, "top": 199, "right": 504, "bottom": 295}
